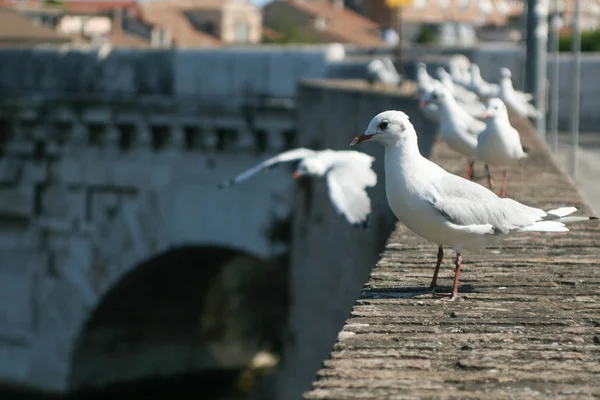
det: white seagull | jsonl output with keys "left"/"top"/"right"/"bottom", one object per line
{"left": 219, "top": 148, "right": 377, "bottom": 228}
{"left": 475, "top": 98, "right": 529, "bottom": 196}
{"left": 416, "top": 85, "right": 440, "bottom": 124}
{"left": 350, "top": 110, "right": 597, "bottom": 301}
{"left": 499, "top": 67, "right": 542, "bottom": 119}
{"left": 421, "top": 82, "right": 486, "bottom": 180}
{"left": 469, "top": 64, "right": 500, "bottom": 99}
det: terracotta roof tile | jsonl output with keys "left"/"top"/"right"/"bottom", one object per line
{"left": 140, "top": 2, "right": 221, "bottom": 47}
{"left": 0, "top": 7, "right": 71, "bottom": 44}
{"left": 267, "top": 0, "right": 384, "bottom": 47}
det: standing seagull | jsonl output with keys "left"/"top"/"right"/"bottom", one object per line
{"left": 218, "top": 148, "right": 377, "bottom": 228}
{"left": 350, "top": 110, "right": 597, "bottom": 301}
{"left": 469, "top": 64, "right": 500, "bottom": 100}
{"left": 499, "top": 68, "right": 542, "bottom": 119}
{"left": 421, "top": 82, "right": 486, "bottom": 180}
{"left": 475, "top": 98, "right": 529, "bottom": 196}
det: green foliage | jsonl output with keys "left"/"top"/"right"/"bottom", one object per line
{"left": 559, "top": 28, "right": 600, "bottom": 52}
{"left": 262, "top": 24, "right": 321, "bottom": 44}
{"left": 43, "top": 0, "right": 64, "bottom": 6}
{"left": 415, "top": 24, "right": 436, "bottom": 45}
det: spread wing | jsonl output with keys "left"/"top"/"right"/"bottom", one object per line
{"left": 425, "top": 174, "right": 545, "bottom": 235}
{"left": 325, "top": 152, "right": 377, "bottom": 228}
{"left": 218, "top": 148, "right": 316, "bottom": 188}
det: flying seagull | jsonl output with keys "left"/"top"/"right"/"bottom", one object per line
{"left": 350, "top": 110, "right": 597, "bottom": 301}
{"left": 219, "top": 148, "right": 377, "bottom": 228}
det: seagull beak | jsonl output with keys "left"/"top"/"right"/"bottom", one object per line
{"left": 419, "top": 100, "right": 428, "bottom": 108}
{"left": 292, "top": 171, "right": 302, "bottom": 180}
{"left": 483, "top": 111, "right": 490, "bottom": 119}
{"left": 350, "top": 133, "right": 374, "bottom": 147}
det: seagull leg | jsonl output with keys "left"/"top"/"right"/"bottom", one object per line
{"left": 465, "top": 161, "right": 475, "bottom": 180}
{"left": 485, "top": 164, "right": 495, "bottom": 189}
{"left": 428, "top": 245, "right": 443, "bottom": 294}
{"left": 441, "top": 252, "right": 462, "bottom": 302}
{"left": 499, "top": 170, "right": 508, "bottom": 197}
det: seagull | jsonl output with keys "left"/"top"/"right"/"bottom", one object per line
{"left": 416, "top": 85, "right": 440, "bottom": 123}
{"left": 421, "top": 82, "right": 487, "bottom": 180}
{"left": 499, "top": 67, "right": 542, "bottom": 119}
{"left": 437, "top": 67, "right": 487, "bottom": 120}
{"left": 350, "top": 110, "right": 598, "bottom": 301}
{"left": 475, "top": 98, "right": 529, "bottom": 196}
{"left": 449, "top": 54, "right": 472, "bottom": 87}
{"left": 437, "top": 66, "right": 480, "bottom": 105}
{"left": 469, "top": 64, "right": 500, "bottom": 99}
{"left": 218, "top": 148, "right": 377, "bottom": 228}
{"left": 367, "top": 58, "right": 401, "bottom": 86}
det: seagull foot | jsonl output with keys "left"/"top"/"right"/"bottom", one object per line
{"left": 433, "top": 292, "right": 458, "bottom": 302}
{"left": 498, "top": 190, "right": 507, "bottom": 197}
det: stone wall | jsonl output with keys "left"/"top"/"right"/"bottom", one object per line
{"left": 274, "top": 80, "right": 438, "bottom": 400}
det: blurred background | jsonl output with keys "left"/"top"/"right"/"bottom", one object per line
{"left": 0, "top": 0, "right": 597, "bottom": 399}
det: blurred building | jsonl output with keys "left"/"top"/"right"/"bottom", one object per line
{"left": 0, "top": 0, "right": 263, "bottom": 48}
{"left": 363, "top": 0, "right": 523, "bottom": 29}
{"left": 263, "top": 0, "right": 385, "bottom": 46}
{"left": 0, "top": 7, "right": 72, "bottom": 47}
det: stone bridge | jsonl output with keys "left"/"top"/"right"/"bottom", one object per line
{"left": 0, "top": 48, "right": 438, "bottom": 399}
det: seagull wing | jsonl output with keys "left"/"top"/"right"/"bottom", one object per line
{"left": 218, "top": 148, "right": 316, "bottom": 188}
{"left": 425, "top": 173, "right": 546, "bottom": 235}
{"left": 325, "top": 151, "right": 377, "bottom": 228}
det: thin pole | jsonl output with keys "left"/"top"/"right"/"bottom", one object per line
{"left": 525, "top": 0, "right": 549, "bottom": 140}
{"left": 548, "top": 0, "right": 560, "bottom": 153}
{"left": 569, "top": 0, "right": 581, "bottom": 178}
{"left": 395, "top": 6, "right": 404, "bottom": 74}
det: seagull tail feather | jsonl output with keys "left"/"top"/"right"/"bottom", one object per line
{"left": 519, "top": 207, "right": 598, "bottom": 232}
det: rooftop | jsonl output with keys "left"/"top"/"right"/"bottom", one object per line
{"left": 304, "top": 102, "right": 600, "bottom": 398}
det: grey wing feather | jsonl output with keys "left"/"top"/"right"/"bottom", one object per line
{"left": 218, "top": 148, "right": 316, "bottom": 188}
{"left": 426, "top": 174, "right": 545, "bottom": 234}
{"left": 325, "top": 152, "right": 377, "bottom": 228}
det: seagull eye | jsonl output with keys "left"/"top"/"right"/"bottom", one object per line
{"left": 378, "top": 120, "right": 389, "bottom": 130}
{"left": 431, "top": 94, "right": 438, "bottom": 100}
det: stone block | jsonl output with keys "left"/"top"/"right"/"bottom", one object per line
{"left": 89, "top": 191, "right": 119, "bottom": 222}
{"left": 0, "top": 265, "right": 34, "bottom": 338}
{"left": 21, "top": 161, "right": 47, "bottom": 184}
{"left": 0, "top": 344, "right": 31, "bottom": 382}
{"left": 0, "top": 185, "right": 34, "bottom": 218}
{"left": 0, "top": 157, "right": 22, "bottom": 184}
{"left": 41, "top": 186, "right": 86, "bottom": 222}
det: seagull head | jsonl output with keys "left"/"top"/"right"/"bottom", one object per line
{"left": 293, "top": 157, "right": 327, "bottom": 179}
{"left": 350, "top": 110, "right": 413, "bottom": 147}
{"left": 499, "top": 67, "right": 511, "bottom": 79}
{"left": 420, "top": 82, "right": 448, "bottom": 107}
{"left": 483, "top": 97, "right": 508, "bottom": 120}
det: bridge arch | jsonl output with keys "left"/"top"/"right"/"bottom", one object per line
{"left": 67, "top": 245, "right": 288, "bottom": 398}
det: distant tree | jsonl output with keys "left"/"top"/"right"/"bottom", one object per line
{"left": 43, "top": 0, "right": 64, "bottom": 6}
{"left": 261, "top": 10, "right": 321, "bottom": 44}
{"left": 262, "top": 24, "right": 321, "bottom": 44}
{"left": 415, "top": 24, "right": 436, "bottom": 45}
{"left": 558, "top": 28, "right": 600, "bottom": 52}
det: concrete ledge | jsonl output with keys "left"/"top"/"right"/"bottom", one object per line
{"left": 303, "top": 110, "right": 600, "bottom": 398}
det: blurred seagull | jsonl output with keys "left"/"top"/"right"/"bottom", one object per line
{"left": 475, "top": 98, "right": 529, "bottom": 196}
{"left": 219, "top": 148, "right": 377, "bottom": 228}
{"left": 469, "top": 64, "right": 500, "bottom": 99}
{"left": 499, "top": 67, "right": 542, "bottom": 119}
{"left": 367, "top": 58, "right": 402, "bottom": 86}
{"left": 421, "top": 82, "right": 487, "bottom": 180}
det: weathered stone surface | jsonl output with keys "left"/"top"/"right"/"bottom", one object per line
{"left": 0, "top": 252, "right": 40, "bottom": 338}
{"left": 0, "top": 157, "right": 22, "bottom": 184}
{"left": 41, "top": 186, "right": 86, "bottom": 222}
{"left": 304, "top": 109, "right": 600, "bottom": 399}
{"left": 0, "top": 185, "right": 34, "bottom": 218}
